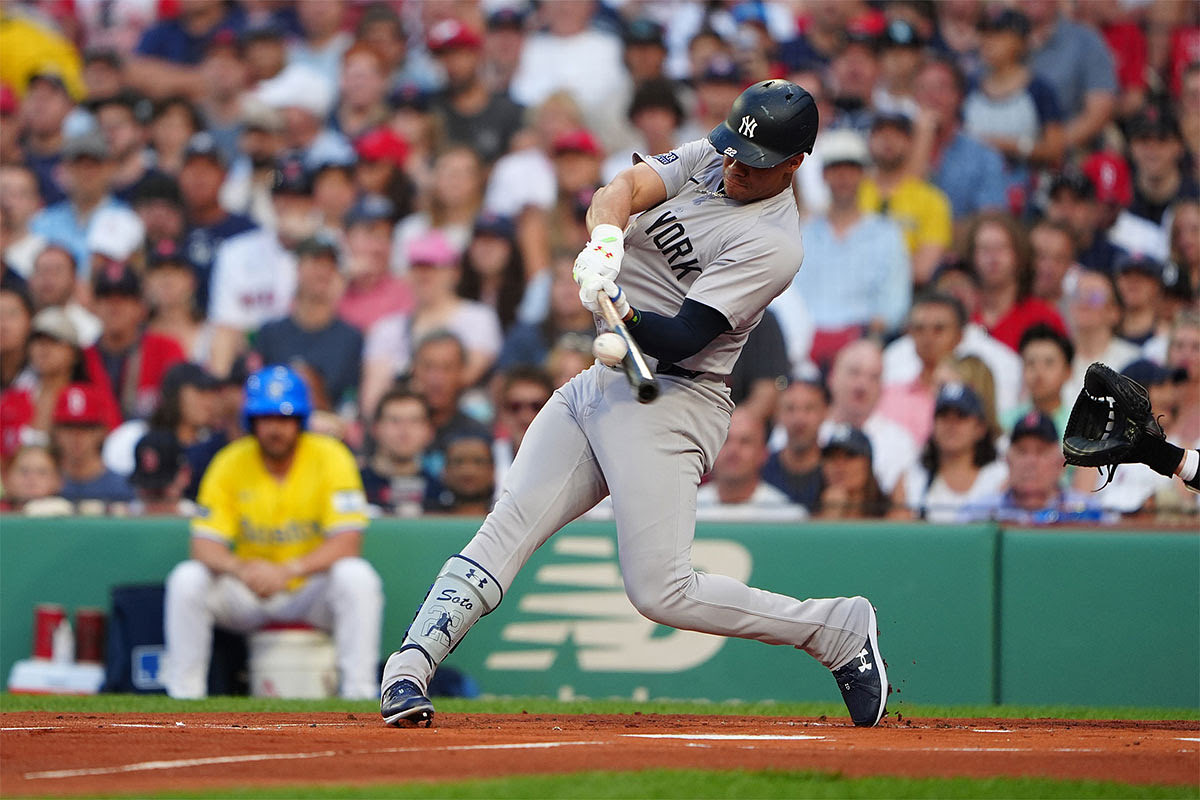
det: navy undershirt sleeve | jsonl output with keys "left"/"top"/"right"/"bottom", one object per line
{"left": 626, "top": 298, "right": 731, "bottom": 364}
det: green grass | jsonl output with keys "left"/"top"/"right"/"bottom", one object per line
{"left": 2, "top": 693, "right": 1197, "bottom": 720}
{"left": 75, "top": 770, "right": 1199, "bottom": 800}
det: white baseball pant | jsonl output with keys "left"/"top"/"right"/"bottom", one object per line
{"left": 165, "top": 556, "right": 383, "bottom": 699}
{"left": 383, "top": 364, "right": 871, "bottom": 692}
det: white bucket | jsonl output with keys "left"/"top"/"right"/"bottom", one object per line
{"left": 248, "top": 628, "right": 337, "bottom": 699}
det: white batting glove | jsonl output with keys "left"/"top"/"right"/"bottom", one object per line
{"left": 578, "top": 274, "right": 630, "bottom": 319}
{"left": 573, "top": 223, "right": 625, "bottom": 285}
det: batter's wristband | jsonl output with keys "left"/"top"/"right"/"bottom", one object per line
{"left": 627, "top": 308, "right": 641, "bottom": 328}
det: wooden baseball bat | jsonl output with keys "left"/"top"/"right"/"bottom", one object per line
{"left": 597, "top": 292, "right": 659, "bottom": 403}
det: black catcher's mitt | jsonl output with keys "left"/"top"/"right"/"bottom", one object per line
{"left": 1062, "top": 362, "right": 1165, "bottom": 486}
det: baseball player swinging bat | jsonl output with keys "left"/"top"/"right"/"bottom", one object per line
{"left": 597, "top": 292, "right": 659, "bottom": 403}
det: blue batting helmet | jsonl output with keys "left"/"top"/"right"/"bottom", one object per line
{"left": 241, "top": 365, "right": 311, "bottom": 431}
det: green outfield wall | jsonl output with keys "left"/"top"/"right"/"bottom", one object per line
{"left": 1, "top": 517, "right": 1195, "bottom": 708}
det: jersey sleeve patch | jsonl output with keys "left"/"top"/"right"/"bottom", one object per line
{"left": 652, "top": 152, "right": 679, "bottom": 165}
{"left": 332, "top": 489, "right": 367, "bottom": 515}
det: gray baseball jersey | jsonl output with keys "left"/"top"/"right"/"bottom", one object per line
{"left": 620, "top": 138, "right": 804, "bottom": 375}
{"left": 381, "top": 140, "right": 873, "bottom": 705}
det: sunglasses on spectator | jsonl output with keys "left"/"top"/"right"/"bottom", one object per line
{"left": 505, "top": 399, "right": 545, "bottom": 414}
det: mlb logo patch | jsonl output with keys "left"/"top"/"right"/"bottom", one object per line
{"left": 652, "top": 152, "right": 679, "bottom": 165}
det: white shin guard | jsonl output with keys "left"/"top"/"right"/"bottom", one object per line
{"left": 396, "top": 555, "right": 502, "bottom": 675}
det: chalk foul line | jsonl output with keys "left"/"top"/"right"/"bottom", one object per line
{"left": 23, "top": 741, "right": 603, "bottom": 781}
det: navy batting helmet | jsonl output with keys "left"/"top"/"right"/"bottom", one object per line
{"left": 708, "top": 79, "right": 819, "bottom": 168}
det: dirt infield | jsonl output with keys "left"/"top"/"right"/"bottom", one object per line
{"left": 3, "top": 711, "right": 1197, "bottom": 796}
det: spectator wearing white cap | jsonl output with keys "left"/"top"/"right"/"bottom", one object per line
{"left": 256, "top": 63, "right": 353, "bottom": 171}
{"left": 218, "top": 100, "right": 286, "bottom": 230}
{"left": 781, "top": 129, "right": 910, "bottom": 368}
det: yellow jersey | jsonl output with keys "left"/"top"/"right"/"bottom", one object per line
{"left": 859, "top": 176, "right": 952, "bottom": 258}
{"left": 192, "top": 432, "right": 369, "bottom": 571}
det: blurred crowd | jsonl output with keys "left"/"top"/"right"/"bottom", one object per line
{"left": 0, "top": 0, "right": 1197, "bottom": 525}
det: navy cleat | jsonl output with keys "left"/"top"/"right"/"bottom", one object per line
{"left": 831, "top": 602, "right": 888, "bottom": 727}
{"left": 381, "top": 679, "right": 434, "bottom": 727}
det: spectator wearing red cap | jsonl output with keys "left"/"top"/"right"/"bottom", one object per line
{"left": 548, "top": 128, "right": 604, "bottom": 255}
{"left": 1084, "top": 151, "right": 1167, "bottom": 263}
{"left": 428, "top": 18, "right": 525, "bottom": 165}
{"left": 52, "top": 383, "right": 134, "bottom": 506}
{"left": 83, "top": 260, "right": 186, "bottom": 421}
{"left": 335, "top": 44, "right": 390, "bottom": 142}
{"left": 353, "top": 126, "right": 416, "bottom": 219}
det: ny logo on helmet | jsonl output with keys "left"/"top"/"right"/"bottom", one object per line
{"left": 739, "top": 115, "right": 758, "bottom": 138}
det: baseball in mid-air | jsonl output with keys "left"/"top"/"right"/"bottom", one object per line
{"left": 593, "top": 332, "right": 628, "bottom": 367}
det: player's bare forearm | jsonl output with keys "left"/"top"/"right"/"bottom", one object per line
{"left": 191, "top": 536, "right": 244, "bottom": 577}
{"left": 586, "top": 163, "right": 668, "bottom": 232}
{"left": 285, "top": 530, "right": 364, "bottom": 580}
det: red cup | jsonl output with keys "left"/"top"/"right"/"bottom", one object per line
{"left": 33, "top": 603, "right": 66, "bottom": 660}
{"left": 75, "top": 607, "right": 106, "bottom": 663}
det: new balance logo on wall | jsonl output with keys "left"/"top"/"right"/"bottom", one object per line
{"left": 485, "top": 536, "right": 753, "bottom": 673}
